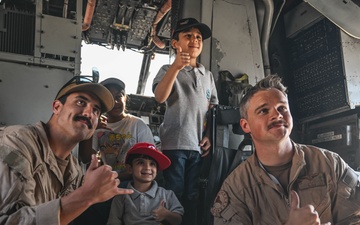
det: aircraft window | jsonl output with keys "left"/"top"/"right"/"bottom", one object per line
{"left": 81, "top": 41, "right": 170, "bottom": 96}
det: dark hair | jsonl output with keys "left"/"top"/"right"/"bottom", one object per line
{"left": 172, "top": 31, "right": 180, "bottom": 41}
{"left": 126, "top": 154, "right": 159, "bottom": 168}
{"left": 49, "top": 94, "right": 68, "bottom": 119}
{"left": 58, "top": 94, "right": 68, "bottom": 105}
{"left": 239, "top": 75, "right": 287, "bottom": 119}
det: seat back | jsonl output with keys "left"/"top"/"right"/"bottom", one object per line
{"left": 198, "top": 106, "right": 253, "bottom": 225}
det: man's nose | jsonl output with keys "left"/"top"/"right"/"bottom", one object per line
{"left": 271, "top": 108, "right": 283, "bottom": 119}
{"left": 82, "top": 104, "right": 95, "bottom": 118}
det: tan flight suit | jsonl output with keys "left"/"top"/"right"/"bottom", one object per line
{"left": 212, "top": 141, "right": 360, "bottom": 225}
{"left": 0, "top": 122, "right": 83, "bottom": 225}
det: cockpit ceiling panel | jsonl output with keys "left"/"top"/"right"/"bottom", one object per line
{"left": 127, "top": 7, "right": 158, "bottom": 46}
{"left": 84, "top": 0, "right": 119, "bottom": 44}
{"left": 82, "top": 0, "right": 171, "bottom": 52}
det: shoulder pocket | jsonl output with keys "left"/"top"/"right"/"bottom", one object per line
{"left": 338, "top": 167, "right": 360, "bottom": 199}
{"left": 0, "top": 145, "right": 32, "bottom": 180}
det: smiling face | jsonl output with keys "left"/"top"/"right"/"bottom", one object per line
{"left": 105, "top": 85, "right": 126, "bottom": 121}
{"left": 53, "top": 91, "right": 101, "bottom": 141}
{"left": 240, "top": 88, "right": 293, "bottom": 145}
{"left": 172, "top": 27, "right": 203, "bottom": 59}
{"left": 128, "top": 156, "right": 158, "bottom": 184}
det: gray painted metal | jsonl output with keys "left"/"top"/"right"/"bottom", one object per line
{"left": 210, "top": 0, "right": 264, "bottom": 86}
{"left": 0, "top": 61, "right": 73, "bottom": 126}
{"left": 305, "top": 0, "right": 360, "bottom": 39}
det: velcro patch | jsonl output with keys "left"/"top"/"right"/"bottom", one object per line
{"left": 298, "top": 173, "right": 326, "bottom": 190}
{"left": 342, "top": 167, "right": 359, "bottom": 189}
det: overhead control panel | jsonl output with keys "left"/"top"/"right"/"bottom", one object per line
{"left": 284, "top": 2, "right": 360, "bottom": 122}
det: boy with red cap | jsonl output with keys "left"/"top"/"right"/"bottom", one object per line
{"left": 107, "top": 142, "right": 184, "bottom": 225}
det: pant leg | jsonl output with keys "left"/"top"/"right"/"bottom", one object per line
{"left": 162, "top": 150, "right": 203, "bottom": 225}
{"left": 162, "top": 150, "right": 187, "bottom": 199}
{"left": 182, "top": 151, "right": 203, "bottom": 225}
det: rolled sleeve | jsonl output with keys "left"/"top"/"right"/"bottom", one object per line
{"left": 36, "top": 199, "right": 61, "bottom": 225}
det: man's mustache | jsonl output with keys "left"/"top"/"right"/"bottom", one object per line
{"left": 74, "top": 115, "right": 93, "bottom": 129}
{"left": 268, "top": 120, "right": 288, "bottom": 129}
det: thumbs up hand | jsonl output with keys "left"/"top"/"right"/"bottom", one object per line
{"left": 173, "top": 45, "right": 190, "bottom": 70}
{"left": 152, "top": 200, "right": 167, "bottom": 222}
{"left": 285, "top": 191, "right": 331, "bottom": 225}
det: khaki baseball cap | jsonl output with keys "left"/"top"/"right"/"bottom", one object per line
{"left": 55, "top": 76, "right": 114, "bottom": 113}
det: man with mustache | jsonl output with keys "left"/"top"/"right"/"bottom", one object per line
{"left": 0, "top": 76, "right": 133, "bottom": 225}
{"left": 212, "top": 75, "right": 360, "bottom": 225}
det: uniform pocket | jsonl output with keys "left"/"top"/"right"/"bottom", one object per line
{"left": 297, "top": 173, "right": 331, "bottom": 212}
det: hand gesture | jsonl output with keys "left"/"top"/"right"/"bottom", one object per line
{"left": 285, "top": 191, "right": 331, "bottom": 225}
{"left": 152, "top": 200, "right": 168, "bottom": 222}
{"left": 173, "top": 46, "right": 190, "bottom": 70}
{"left": 81, "top": 154, "right": 133, "bottom": 204}
{"left": 97, "top": 115, "right": 112, "bottom": 130}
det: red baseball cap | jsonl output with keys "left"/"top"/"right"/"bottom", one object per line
{"left": 125, "top": 142, "right": 171, "bottom": 171}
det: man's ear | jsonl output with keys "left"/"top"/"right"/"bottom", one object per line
{"left": 52, "top": 100, "right": 62, "bottom": 115}
{"left": 240, "top": 118, "right": 251, "bottom": 134}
